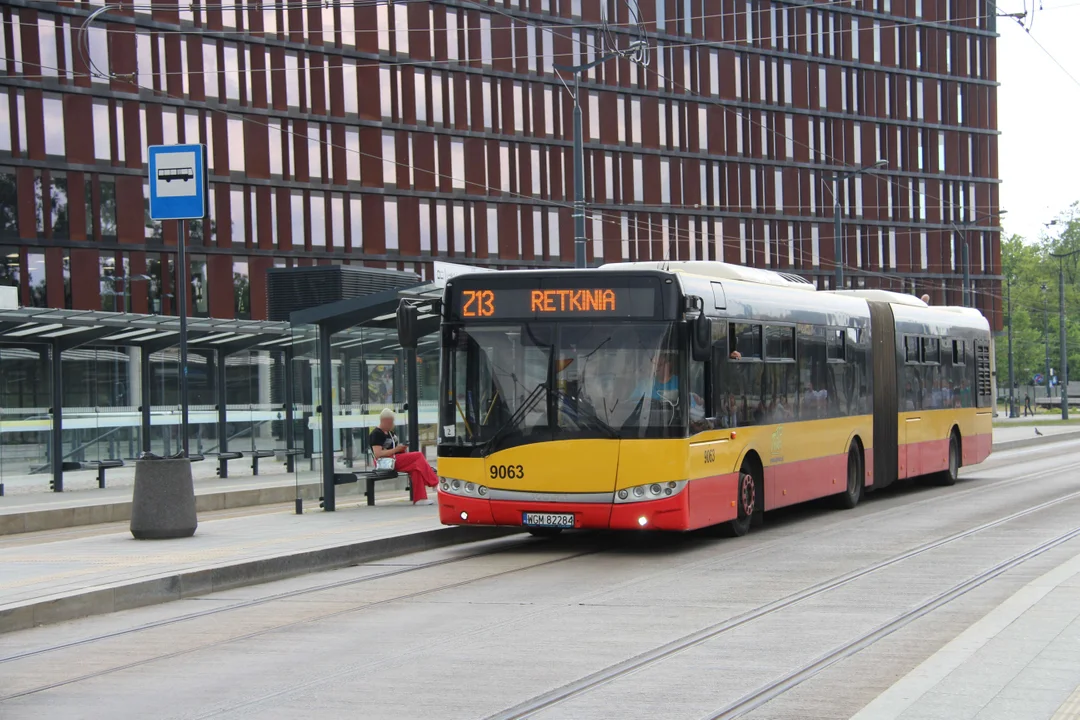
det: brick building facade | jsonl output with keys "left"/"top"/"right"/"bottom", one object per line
{"left": 0, "top": 0, "right": 1002, "bottom": 328}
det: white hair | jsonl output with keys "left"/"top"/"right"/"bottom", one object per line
{"left": 379, "top": 408, "right": 395, "bottom": 420}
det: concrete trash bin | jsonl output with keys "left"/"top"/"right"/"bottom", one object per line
{"left": 130, "top": 458, "right": 198, "bottom": 539}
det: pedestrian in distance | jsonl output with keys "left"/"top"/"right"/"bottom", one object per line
{"left": 369, "top": 408, "right": 439, "bottom": 506}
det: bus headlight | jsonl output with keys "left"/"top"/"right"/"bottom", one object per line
{"left": 614, "top": 481, "right": 688, "bottom": 504}
{"left": 441, "top": 478, "right": 488, "bottom": 499}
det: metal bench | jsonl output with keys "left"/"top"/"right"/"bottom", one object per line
{"left": 214, "top": 452, "right": 245, "bottom": 478}
{"left": 49, "top": 459, "right": 125, "bottom": 489}
{"left": 361, "top": 446, "right": 407, "bottom": 507}
{"left": 249, "top": 450, "right": 275, "bottom": 475}
{"left": 83, "top": 459, "right": 125, "bottom": 488}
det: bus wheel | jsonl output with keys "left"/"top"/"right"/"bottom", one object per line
{"left": 834, "top": 445, "right": 864, "bottom": 510}
{"left": 718, "top": 469, "right": 755, "bottom": 537}
{"left": 527, "top": 528, "right": 563, "bottom": 538}
{"left": 936, "top": 432, "right": 960, "bottom": 487}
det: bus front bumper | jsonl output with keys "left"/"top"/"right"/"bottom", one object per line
{"left": 437, "top": 489, "right": 693, "bottom": 531}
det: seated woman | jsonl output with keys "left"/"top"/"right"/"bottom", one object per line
{"left": 369, "top": 408, "right": 439, "bottom": 506}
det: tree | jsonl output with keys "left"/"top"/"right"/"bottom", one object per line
{"left": 998, "top": 205, "right": 1080, "bottom": 393}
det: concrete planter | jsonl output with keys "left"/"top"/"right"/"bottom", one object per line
{"left": 130, "top": 458, "right": 198, "bottom": 540}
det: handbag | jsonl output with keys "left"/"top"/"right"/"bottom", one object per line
{"left": 376, "top": 457, "right": 396, "bottom": 471}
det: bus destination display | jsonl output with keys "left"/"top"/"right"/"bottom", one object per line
{"left": 456, "top": 287, "right": 656, "bottom": 319}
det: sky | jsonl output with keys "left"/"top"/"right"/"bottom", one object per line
{"left": 996, "top": 1, "right": 1080, "bottom": 243}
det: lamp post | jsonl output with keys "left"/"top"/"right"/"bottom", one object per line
{"left": 952, "top": 210, "right": 1007, "bottom": 308}
{"left": 1043, "top": 282, "right": 1052, "bottom": 399}
{"left": 824, "top": 160, "right": 887, "bottom": 290}
{"left": 1049, "top": 248, "right": 1080, "bottom": 420}
{"left": 1007, "top": 274, "right": 1017, "bottom": 418}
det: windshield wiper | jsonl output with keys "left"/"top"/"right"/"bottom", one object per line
{"left": 481, "top": 381, "right": 548, "bottom": 456}
{"left": 555, "top": 388, "right": 620, "bottom": 439}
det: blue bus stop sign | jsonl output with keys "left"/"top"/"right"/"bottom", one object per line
{"left": 148, "top": 144, "right": 207, "bottom": 221}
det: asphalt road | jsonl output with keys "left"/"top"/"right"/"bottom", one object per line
{"left": 3, "top": 441, "right": 1080, "bottom": 720}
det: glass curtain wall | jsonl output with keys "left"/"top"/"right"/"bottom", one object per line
{"left": 0, "top": 346, "right": 51, "bottom": 491}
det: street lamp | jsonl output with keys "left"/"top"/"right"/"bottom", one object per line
{"left": 1049, "top": 247, "right": 1080, "bottom": 420}
{"left": 1042, "top": 282, "right": 1052, "bottom": 400}
{"left": 823, "top": 160, "right": 887, "bottom": 290}
{"left": 952, "top": 209, "right": 1007, "bottom": 308}
{"left": 1007, "top": 273, "right": 1017, "bottom": 418}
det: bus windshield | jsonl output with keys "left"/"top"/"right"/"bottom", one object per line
{"left": 441, "top": 322, "right": 684, "bottom": 453}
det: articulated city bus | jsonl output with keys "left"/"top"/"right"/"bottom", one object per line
{"left": 435, "top": 262, "right": 993, "bottom": 537}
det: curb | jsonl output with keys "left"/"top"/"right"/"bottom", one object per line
{"left": 0, "top": 525, "right": 520, "bottom": 634}
{"left": 990, "top": 430, "right": 1080, "bottom": 452}
{"left": 0, "top": 483, "right": 326, "bottom": 537}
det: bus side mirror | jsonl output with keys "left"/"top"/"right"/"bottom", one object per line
{"left": 397, "top": 300, "right": 419, "bottom": 349}
{"left": 690, "top": 314, "right": 712, "bottom": 362}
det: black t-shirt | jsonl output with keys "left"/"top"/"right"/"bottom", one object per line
{"left": 369, "top": 427, "right": 398, "bottom": 454}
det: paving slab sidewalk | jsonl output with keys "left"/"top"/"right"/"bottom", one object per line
{"left": 0, "top": 500, "right": 514, "bottom": 634}
{"left": 851, "top": 549, "right": 1080, "bottom": 720}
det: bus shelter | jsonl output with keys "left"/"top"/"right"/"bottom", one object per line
{"left": 288, "top": 283, "right": 442, "bottom": 511}
{"left": 0, "top": 307, "right": 302, "bottom": 495}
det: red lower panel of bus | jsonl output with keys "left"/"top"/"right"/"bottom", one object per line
{"left": 966, "top": 432, "right": 993, "bottom": 466}
{"left": 899, "top": 432, "right": 992, "bottom": 480}
{"left": 764, "top": 452, "right": 851, "bottom": 510}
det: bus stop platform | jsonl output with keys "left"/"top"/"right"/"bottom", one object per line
{"left": 0, "top": 454, "right": 417, "bottom": 536}
{"left": 853, "top": 548, "right": 1080, "bottom": 720}
{"left": 0, "top": 495, "right": 513, "bottom": 634}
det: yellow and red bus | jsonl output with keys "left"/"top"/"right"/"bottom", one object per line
{"left": 435, "top": 261, "right": 993, "bottom": 537}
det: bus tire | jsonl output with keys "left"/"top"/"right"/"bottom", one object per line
{"left": 834, "top": 443, "right": 864, "bottom": 510}
{"left": 717, "top": 465, "right": 757, "bottom": 538}
{"left": 527, "top": 528, "right": 563, "bottom": 538}
{"left": 936, "top": 431, "right": 960, "bottom": 487}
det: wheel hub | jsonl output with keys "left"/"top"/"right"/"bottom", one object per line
{"left": 739, "top": 473, "right": 755, "bottom": 517}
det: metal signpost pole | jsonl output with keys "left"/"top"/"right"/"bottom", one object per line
{"left": 178, "top": 218, "right": 190, "bottom": 456}
{"left": 148, "top": 143, "right": 206, "bottom": 457}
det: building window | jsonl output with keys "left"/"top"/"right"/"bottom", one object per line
{"left": 227, "top": 118, "right": 246, "bottom": 172}
{"left": 310, "top": 191, "right": 326, "bottom": 247}
{"left": 44, "top": 95, "right": 66, "bottom": 157}
{"left": 386, "top": 198, "right": 399, "bottom": 250}
{"left": 233, "top": 259, "right": 250, "bottom": 319}
{"left": 290, "top": 192, "right": 304, "bottom": 246}
{"left": 349, "top": 195, "right": 363, "bottom": 249}
{"left": 345, "top": 129, "right": 361, "bottom": 182}
{"left": 0, "top": 169, "right": 17, "bottom": 236}
{"left": 0, "top": 247, "right": 18, "bottom": 290}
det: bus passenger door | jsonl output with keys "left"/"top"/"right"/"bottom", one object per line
{"left": 902, "top": 416, "right": 922, "bottom": 478}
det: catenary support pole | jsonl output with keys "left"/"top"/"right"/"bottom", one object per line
{"left": 833, "top": 176, "right": 843, "bottom": 290}
{"left": 572, "top": 73, "right": 586, "bottom": 269}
